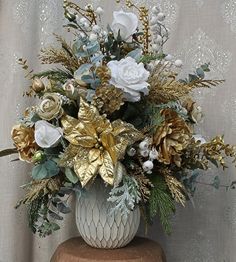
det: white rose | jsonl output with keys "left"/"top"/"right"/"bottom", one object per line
{"left": 107, "top": 57, "right": 150, "bottom": 102}
{"left": 111, "top": 10, "right": 138, "bottom": 41}
{"left": 35, "top": 120, "right": 63, "bottom": 148}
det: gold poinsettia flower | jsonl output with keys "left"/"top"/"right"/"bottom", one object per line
{"left": 60, "top": 98, "right": 143, "bottom": 187}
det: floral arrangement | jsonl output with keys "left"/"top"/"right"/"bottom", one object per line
{"left": 2, "top": 0, "right": 236, "bottom": 237}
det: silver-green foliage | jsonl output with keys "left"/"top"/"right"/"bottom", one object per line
{"left": 107, "top": 175, "right": 141, "bottom": 218}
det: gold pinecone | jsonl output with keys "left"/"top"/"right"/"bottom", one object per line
{"left": 95, "top": 66, "right": 111, "bottom": 84}
{"left": 92, "top": 85, "right": 124, "bottom": 114}
{"left": 153, "top": 109, "right": 192, "bottom": 167}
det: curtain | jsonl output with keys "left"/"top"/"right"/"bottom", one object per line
{"left": 0, "top": 0, "right": 236, "bottom": 261}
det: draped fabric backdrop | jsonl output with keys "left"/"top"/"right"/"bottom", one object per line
{"left": 1, "top": 0, "right": 236, "bottom": 261}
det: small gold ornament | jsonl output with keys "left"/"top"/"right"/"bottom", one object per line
{"left": 11, "top": 124, "right": 38, "bottom": 162}
{"left": 32, "top": 77, "right": 45, "bottom": 93}
{"left": 92, "top": 85, "right": 124, "bottom": 115}
{"left": 95, "top": 66, "right": 111, "bottom": 85}
{"left": 60, "top": 98, "right": 142, "bottom": 187}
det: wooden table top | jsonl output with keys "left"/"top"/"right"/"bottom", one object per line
{"left": 51, "top": 237, "right": 166, "bottom": 262}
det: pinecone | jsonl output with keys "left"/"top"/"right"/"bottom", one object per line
{"left": 92, "top": 85, "right": 124, "bottom": 115}
{"left": 153, "top": 109, "right": 192, "bottom": 167}
{"left": 96, "top": 65, "right": 111, "bottom": 85}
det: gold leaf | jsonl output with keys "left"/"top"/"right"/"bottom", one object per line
{"left": 112, "top": 120, "right": 143, "bottom": 145}
{"left": 88, "top": 148, "right": 101, "bottom": 163}
{"left": 74, "top": 157, "right": 99, "bottom": 187}
{"left": 164, "top": 175, "right": 186, "bottom": 206}
{"left": 61, "top": 115, "right": 97, "bottom": 147}
{"left": 99, "top": 151, "right": 115, "bottom": 186}
{"left": 100, "top": 132, "right": 117, "bottom": 163}
{"left": 78, "top": 98, "right": 99, "bottom": 123}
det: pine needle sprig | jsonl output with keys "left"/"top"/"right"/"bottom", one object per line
{"left": 148, "top": 176, "right": 175, "bottom": 234}
{"left": 188, "top": 79, "right": 225, "bottom": 88}
{"left": 15, "top": 177, "right": 62, "bottom": 208}
{"left": 164, "top": 174, "right": 186, "bottom": 206}
{"left": 33, "top": 68, "right": 73, "bottom": 83}
{"left": 39, "top": 35, "right": 80, "bottom": 72}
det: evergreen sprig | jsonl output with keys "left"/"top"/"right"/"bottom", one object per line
{"left": 148, "top": 176, "right": 175, "bottom": 234}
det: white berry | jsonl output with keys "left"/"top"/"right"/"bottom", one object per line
{"left": 139, "top": 141, "right": 149, "bottom": 150}
{"left": 127, "top": 147, "right": 136, "bottom": 157}
{"left": 152, "top": 6, "right": 160, "bottom": 15}
{"left": 165, "top": 54, "right": 173, "bottom": 61}
{"left": 143, "top": 160, "right": 154, "bottom": 172}
{"left": 139, "top": 149, "right": 150, "bottom": 158}
{"left": 80, "top": 18, "right": 87, "bottom": 24}
{"left": 149, "top": 148, "right": 158, "bottom": 160}
{"left": 89, "top": 33, "right": 98, "bottom": 41}
{"left": 174, "top": 59, "right": 183, "bottom": 68}
{"left": 92, "top": 25, "right": 101, "bottom": 33}
{"left": 150, "top": 16, "right": 158, "bottom": 26}
{"left": 95, "top": 7, "right": 104, "bottom": 15}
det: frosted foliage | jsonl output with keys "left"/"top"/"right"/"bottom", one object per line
{"left": 108, "top": 176, "right": 141, "bottom": 218}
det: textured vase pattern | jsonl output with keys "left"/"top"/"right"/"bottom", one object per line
{"left": 75, "top": 179, "right": 140, "bottom": 249}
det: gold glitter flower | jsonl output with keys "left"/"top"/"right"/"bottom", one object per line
{"left": 11, "top": 124, "right": 38, "bottom": 162}
{"left": 153, "top": 109, "right": 192, "bottom": 167}
{"left": 60, "top": 98, "right": 142, "bottom": 187}
{"left": 37, "top": 93, "right": 64, "bottom": 121}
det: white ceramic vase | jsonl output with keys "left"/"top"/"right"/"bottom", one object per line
{"left": 75, "top": 179, "right": 140, "bottom": 249}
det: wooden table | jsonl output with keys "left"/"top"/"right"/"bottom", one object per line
{"left": 51, "top": 237, "right": 166, "bottom": 262}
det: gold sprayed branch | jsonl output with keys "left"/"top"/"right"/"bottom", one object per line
{"left": 116, "top": 0, "right": 150, "bottom": 54}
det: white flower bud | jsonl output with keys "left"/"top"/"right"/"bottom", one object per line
{"left": 92, "top": 25, "right": 101, "bottom": 33}
{"left": 127, "top": 147, "right": 136, "bottom": 157}
{"left": 139, "top": 149, "right": 150, "bottom": 158}
{"left": 89, "top": 33, "right": 98, "bottom": 41}
{"left": 157, "top": 12, "right": 165, "bottom": 21}
{"left": 152, "top": 6, "right": 160, "bottom": 15}
{"left": 95, "top": 6, "right": 104, "bottom": 15}
{"left": 83, "top": 45, "right": 87, "bottom": 51}
{"left": 174, "top": 59, "right": 183, "bottom": 68}
{"left": 139, "top": 140, "right": 149, "bottom": 150}
{"left": 142, "top": 160, "right": 154, "bottom": 172}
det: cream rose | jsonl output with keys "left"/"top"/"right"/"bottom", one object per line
{"left": 111, "top": 10, "right": 138, "bottom": 41}
{"left": 107, "top": 57, "right": 150, "bottom": 102}
{"left": 37, "top": 93, "right": 63, "bottom": 121}
{"left": 35, "top": 120, "right": 63, "bottom": 148}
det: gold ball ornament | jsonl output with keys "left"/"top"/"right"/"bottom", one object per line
{"left": 32, "top": 77, "right": 45, "bottom": 93}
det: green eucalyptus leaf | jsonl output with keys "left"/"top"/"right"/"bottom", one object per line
{"left": 48, "top": 210, "right": 63, "bottom": 220}
{"left": 126, "top": 49, "right": 142, "bottom": 61}
{"left": 57, "top": 202, "right": 71, "bottom": 214}
{"left": 74, "top": 63, "right": 92, "bottom": 79}
{"left": 212, "top": 176, "right": 220, "bottom": 189}
{"left": 65, "top": 168, "right": 79, "bottom": 184}
{"left": 196, "top": 68, "right": 205, "bottom": 78}
{"left": 32, "top": 160, "right": 60, "bottom": 180}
